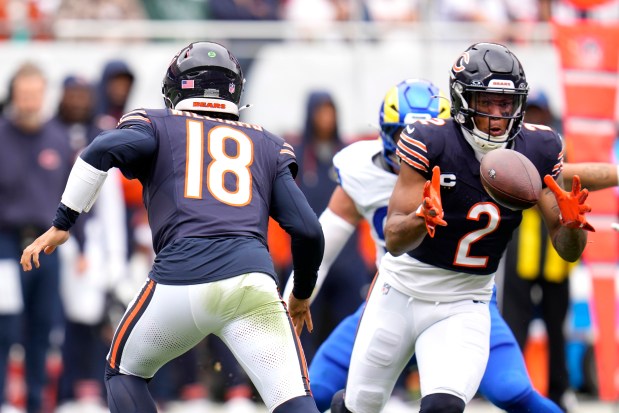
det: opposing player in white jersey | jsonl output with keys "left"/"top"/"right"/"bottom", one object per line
{"left": 285, "top": 78, "right": 569, "bottom": 413}
{"left": 329, "top": 43, "right": 592, "bottom": 413}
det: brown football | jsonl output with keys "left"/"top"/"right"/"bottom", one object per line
{"left": 479, "top": 148, "right": 542, "bottom": 210}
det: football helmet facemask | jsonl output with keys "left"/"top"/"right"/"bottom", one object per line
{"left": 162, "top": 41, "right": 244, "bottom": 120}
{"left": 379, "top": 78, "right": 450, "bottom": 171}
{"left": 450, "top": 42, "right": 528, "bottom": 151}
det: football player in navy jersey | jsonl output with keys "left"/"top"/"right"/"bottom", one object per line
{"left": 285, "top": 78, "right": 568, "bottom": 413}
{"left": 20, "top": 41, "right": 325, "bottom": 413}
{"left": 331, "top": 43, "right": 593, "bottom": 413}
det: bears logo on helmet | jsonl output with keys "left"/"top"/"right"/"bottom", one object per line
{"left": 449, "top": 42, "right": 528, "bottom": 151}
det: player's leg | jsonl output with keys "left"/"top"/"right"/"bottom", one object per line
{"left": 218, "top": 272, "right": 319, "bottom": 412}
{"left": 105, "top": 279, "right": 207, "bottom": 413}
{"left": 339, "top": 275, "right": 416, "bottom": 413}
{"left": 309, "top": 303, "right": 365, "bottom": 411}
{"left": 415, "top": 299, "right": 490, "bottom": 413}
{"left": 480, "top": 292, "right": 563, "bottom": 413}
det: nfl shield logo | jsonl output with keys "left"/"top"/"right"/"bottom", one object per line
{"left": 181, "top": 80, "right": 194, "bottom": 89}
{"left": 229, "top": 83, "right": 235, "bottom": 94}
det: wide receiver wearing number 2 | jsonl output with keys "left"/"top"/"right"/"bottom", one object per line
{"left": 330, "top": 42, "right": 592, "bottom": 413}
{"left": 20, "top": 41, "right": 325, "bottom": 413}
{"left": 284, "top": 78, "right": 573, "bottom": 413}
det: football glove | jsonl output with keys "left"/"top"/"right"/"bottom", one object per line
{"left": 543, "top": 174, "right": 595, "bottom": 232}
{"left": 416, "top": 165, "right": 447, "bottom": 237}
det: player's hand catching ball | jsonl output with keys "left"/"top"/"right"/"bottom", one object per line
{"left": 416, "top": 165, "right": 447, "bottom": 237}
{"left": 544, "top": 174, "right": 595, "bottom": 232}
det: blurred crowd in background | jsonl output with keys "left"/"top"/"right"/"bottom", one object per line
{"left": 0, "top": 1, "right": 618, "bottom": 413}
{"left": 1, "top": 0, "right": 619, "bottom": 41}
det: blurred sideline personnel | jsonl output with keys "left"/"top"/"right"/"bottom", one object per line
{"left": 51, "top": 75, "right": 128, "bottom": 410}
{"left": 20, "top": 41, "right": 325, "bottom": 413}
{"left": 291, "top": 90, "right": 373, "bottom": 362}
{"left": 331, "top": 43, "right": 592, "bottom": 413}
{"left": 0, "top": 63, "right": 73, "bottom": 413}
{"left": 290, "top": 79, "right": 619, "bottom": 413}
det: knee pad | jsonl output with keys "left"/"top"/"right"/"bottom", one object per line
{"left": 330, "top": 389, "right": 352, "bottom": 413}
{"left": 105, "top": 373, "right": 157, "bottom": 413}
{"left": 273, "top": 395, "right": 319, "bottom": 413}
{"left": 419, "top": 393, "right": 465, "bottom": 413}
{"left": 336, "top": 387, "right": 388, "bottom": 413}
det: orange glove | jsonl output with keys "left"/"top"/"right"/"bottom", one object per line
{"left": 543, "top": 174, "right": 595, "bottom": 232}
{"left": 416, "top": 166, "right": 447, "bottom": 237}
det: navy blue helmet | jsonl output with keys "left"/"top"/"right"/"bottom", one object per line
{"left": 162, "top": 41, "right": 244, "bottom": 120}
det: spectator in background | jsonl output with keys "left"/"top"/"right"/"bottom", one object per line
{"left": 141, "top": 0, "right": 209, "bottom": 20}
{"left": 364, "top": 0, "right": 418, "bottom": 22}
{"left": 95, "top": 59, "right": 135, "bottom": 130}
{"left": 54, "top": 76, "right": 102, "bottom": 153}
{"left": 282, "top": 0, "right": 361, "bottom": 41}
{"left": 51, "top": 75, "right": 127, "bottom": 413}
{"left": 432, "top": 0, "right": 542, "bottom": 42}
{"left": 209, "top": 0, "right": 282, "bottom": 79}
{"left": 501, "top": 90, "right": 576, "bottom": 412}
{"left": 54, "top": 0, "right": 145, "bottom": 19}
{"left": 0, "top": 62, "right": 73, "bottom": 413}
{"left": 93, "top": 59, "right": 145, "bottom": 266}
{"left": 290, "top": 90, "right": 373, "bottom": 362}
{"left": 209, "top": 0, "right": 281, "bottom": 21}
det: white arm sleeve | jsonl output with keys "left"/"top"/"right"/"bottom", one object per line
{"left": 283, "top": 207, "right": 356, "bottom": 304}
{"left": 61, "top": 157, "right": 108, "bottom": 213}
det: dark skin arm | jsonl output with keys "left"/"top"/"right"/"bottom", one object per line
{"left": 384, "top": 164, "right": 429, "bottom": 256}
{"left": 562, "top": 162, "right": 618, "bottom": 191}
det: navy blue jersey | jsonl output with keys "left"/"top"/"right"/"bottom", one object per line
{"left": 77, "top": 107, "right": 324, "bottom": 287}
{"left": 396, "top": 119, "right": 563, "bottom": 275}
{"left": 117, "top": 109, "right": 296, "bottom": 255}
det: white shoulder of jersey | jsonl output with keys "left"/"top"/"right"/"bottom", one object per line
{"left": 332, "top": 139, "right": 397, "bottom": 211}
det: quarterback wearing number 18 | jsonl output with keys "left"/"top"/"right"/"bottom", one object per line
{"left": 20, "top": 42, "right": 325, "bottom": 413}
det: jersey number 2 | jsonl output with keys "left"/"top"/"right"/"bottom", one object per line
{"left": 453, "top": 203, "right": 500, "bottom": 268}
{"left": 184, "top": 121, "right": 254, "bottom": 206}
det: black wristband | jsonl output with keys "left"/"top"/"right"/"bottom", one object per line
{"left": 291, "top": 270, "right": 318, "bottom": 300}
{"left": 52, "top": 203, "right": 80, "bottom": 231}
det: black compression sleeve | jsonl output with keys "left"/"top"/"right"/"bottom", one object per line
{"left": 52, "top": 203, "right": 80, "bottom": 231}
{"left": 270, "top": 168, "right": 325, "bottom": 299}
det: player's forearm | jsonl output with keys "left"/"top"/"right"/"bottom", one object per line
{"left": 563, "top": 162, "right": 618, "bottom": 191}
{"left": 551, "top": 226, "right": 587, "bottom": 262}
{"left": 384, "top": 212, "right": 427, "bottom": 256}
{"left": 271, "top": 169, "right": 325, "bottom": 299}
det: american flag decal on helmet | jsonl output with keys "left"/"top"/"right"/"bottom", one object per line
{"left": 181, "top": 80, "right": 194, "bottom": 89}
{"left": 229, "top": 83, "right": 236, "bottom": 94}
